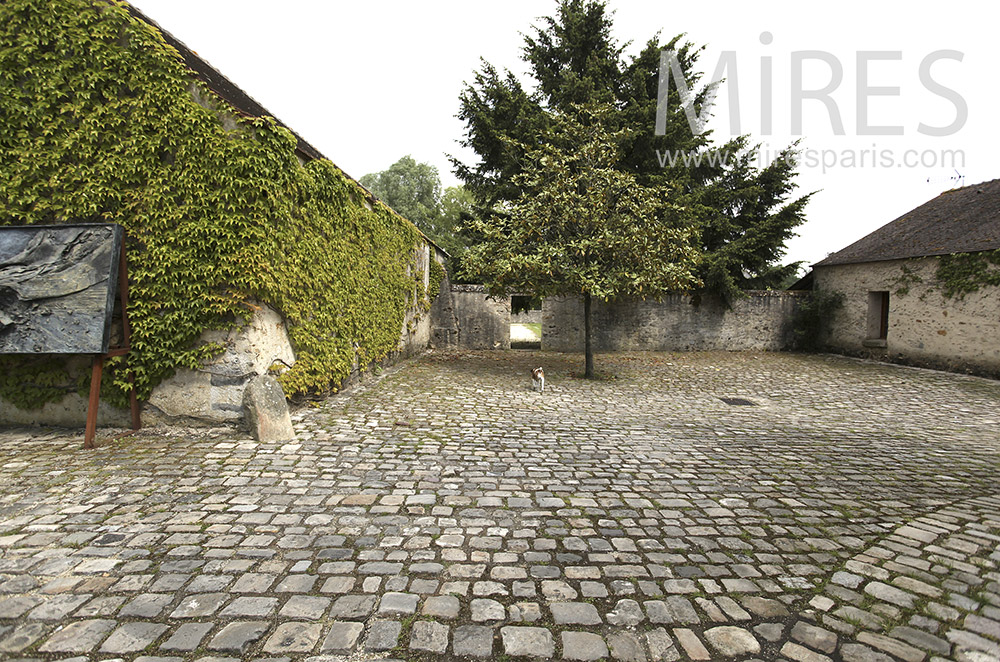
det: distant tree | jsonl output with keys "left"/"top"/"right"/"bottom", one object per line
{"left": 463, "top": 104, "right": 701, "bottom": 378}
{"left": 434, "top": 186, "right": 473, "bottom": 254}
{"left": 453, "top": 0, "right": 809, "bottom": 302}
{"left": 361, "top": 158, "right": 477, "bottom": 275}
{"left": 360, "top": 156, "right": 441, "bottom": 231}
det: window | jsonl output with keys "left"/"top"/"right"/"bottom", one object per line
{"left": 866, "top": 291, "right": 889, "bottom": 344}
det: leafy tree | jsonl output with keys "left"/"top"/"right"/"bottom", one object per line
{"left": 360, "top": 156, "right": 441, "bottom": 232}
{"left": 360, "top": 157, "right": 477, "bottom": 274}
{"left": 453, "top": 0, "right": 808, "bottom": 301}
{"left": 695, "top": 138, "right": 809, "bottom": 300}
{"left": 437, "top": 186, "right": 476, "bottom": 280}
{"left": 463, "top": 104, "right": 701, "bottom": 377}
{"left": 432, "top": 186, "right": 472, "bottom": 254}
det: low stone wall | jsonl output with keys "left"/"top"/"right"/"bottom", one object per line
{"left": 542, "top": 292, "right": 804, "bottom": 352}
{"left": 0, "top": 303, "right": 295, "bottom": 428}
{"left": 0, "top": 245, "right": 446, "bottom": 429}
{"left": 431, "top": 285, "right": 510, "bottom": 350}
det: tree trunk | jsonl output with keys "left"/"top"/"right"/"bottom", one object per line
{"left": 584, "top": 292, "right": 594, "bottom": 378}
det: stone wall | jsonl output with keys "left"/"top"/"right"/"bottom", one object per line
{"left": 542, "top": 291, "right": 804, "bottom": 352}
{"left": 397, "top": 244, "right": 434, "bottom": 358}
{"left": 0, "top": 243, "right": 448, "bottom": 429}
{"left": 813, "top": 256, "right": 1000, "bottom": 376}
{"left": 0, "top": 302, "right": 295, "bottom": 428}
{"left": 431, "top": 285, "right": 510, "bottom": 350}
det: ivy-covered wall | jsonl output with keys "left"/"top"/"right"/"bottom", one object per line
{"left": 0, "top": 0, "right": 441, "bottom": 413}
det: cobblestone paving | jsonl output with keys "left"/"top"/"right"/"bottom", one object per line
{"left": 0, "top": 350, "right": 998, "bottom": 662}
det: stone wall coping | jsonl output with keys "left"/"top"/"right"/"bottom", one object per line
{"left": 451, "top": 285, "right": 807, "bottom": 298}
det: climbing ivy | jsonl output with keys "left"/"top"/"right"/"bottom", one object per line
{"left": 428, "top": 259, "right": 446, "bottom": 303}
{"left": 935, "top": 250, "right": 1000, "bottom": 299}
{"left": 0, "top": 0, "right": 429, "bottom": 407}
{"left": 887, "top": 264, "right": 923, "bottom": 297}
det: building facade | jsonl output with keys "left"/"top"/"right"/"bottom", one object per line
{"left": 811, "top": 180, "right": 1000, "bottom": 377}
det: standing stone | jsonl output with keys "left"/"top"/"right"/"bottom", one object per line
{"left": 243, "top": 374, "right": 296, "bottom": 442}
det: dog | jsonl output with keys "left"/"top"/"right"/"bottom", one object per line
{"left": 531, "top": 366, "right": 545, "bottom": 393}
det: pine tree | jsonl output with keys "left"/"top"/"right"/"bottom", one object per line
{"left": 452, "top": 0, "right": 809, "bottom": 301}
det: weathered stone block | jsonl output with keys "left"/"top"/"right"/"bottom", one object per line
{"left": 243, "top": 374, "right": 295, "bottom": 442}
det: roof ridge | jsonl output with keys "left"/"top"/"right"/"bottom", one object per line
{"left": 815, "top": 178, "right": 1000, "bottom": 267}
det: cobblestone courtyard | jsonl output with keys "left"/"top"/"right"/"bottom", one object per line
{"left": 1, "top": 350, "right": 998, "bottom": 662}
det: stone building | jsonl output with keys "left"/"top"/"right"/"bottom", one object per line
{"left": 810, "top": 179, "right": 1000, "bottom": 377}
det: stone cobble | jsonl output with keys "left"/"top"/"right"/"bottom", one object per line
{"left": 0, "top": 349, "right": 998, "bottom": 661}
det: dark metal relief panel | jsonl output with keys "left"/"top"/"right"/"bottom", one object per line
{"left": 0, "top": 224, "right": 123, "bottom": 354}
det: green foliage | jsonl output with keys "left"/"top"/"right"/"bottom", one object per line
{"left": 0, "top": 0, "right": 428, "bottom": 407}
{"left": 360, "top": 156, "right": 441, "bottom": 231}
{"left": 694, "top": 138, "right": 810, "bottom": 302}
{"left": 792, "top": 290, "right": 845, "bottom": 351}
{"left": 436, "top": 186, "right": 476, "bottom": 275}
{"left": 463, "top": 104, "right": 700, "bottom": 300}
{"left": 428, "top": 258, "right": 446, "bottom": 302}
{"left": 453, "top": 0, "right": 807, "bottom": 301}
{"left": 360, "top": 156, "right": 476, "bottom": 273}
{"left": 888, "top": 263, "right": 924, "bottom": 297}
{"left": 511, "top": 295, "right": 542, "bottom": 315}
{"left": 0, "top": 356, "right": 72, "bottom": 410}
{"left": 463, "top": 103, "right": 700, "bottom": 376}
{"left": 935, "top": 250, "right": 1000, "bottom": 299}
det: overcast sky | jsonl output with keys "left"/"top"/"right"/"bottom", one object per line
{"left": 129, "top": 0, "right": 996, "bottom": 271}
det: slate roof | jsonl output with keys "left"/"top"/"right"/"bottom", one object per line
{"left": 815, "top": 178, "right": 1000, "bottom": 267}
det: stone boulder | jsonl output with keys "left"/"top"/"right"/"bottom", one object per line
{"left": 243, "top": 374, "right": 295, "bottom": 442}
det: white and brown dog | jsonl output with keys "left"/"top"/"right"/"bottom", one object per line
{"left": 531, "top": 366, "right": 545, "bottom": 393}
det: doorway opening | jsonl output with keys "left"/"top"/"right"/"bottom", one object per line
{"left": 511, "top": 295, "right": 542, "bottom": 349}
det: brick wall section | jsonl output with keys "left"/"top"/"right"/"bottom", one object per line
{"left": 541, "top": 291, "right": 805, "bottom": 352}
{"left": 814, "top": 256, "right": 1000, "bottom": 376}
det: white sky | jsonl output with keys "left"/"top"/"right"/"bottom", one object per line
{"left": 129, "top": 0, "right": 996, "bottom": 271}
